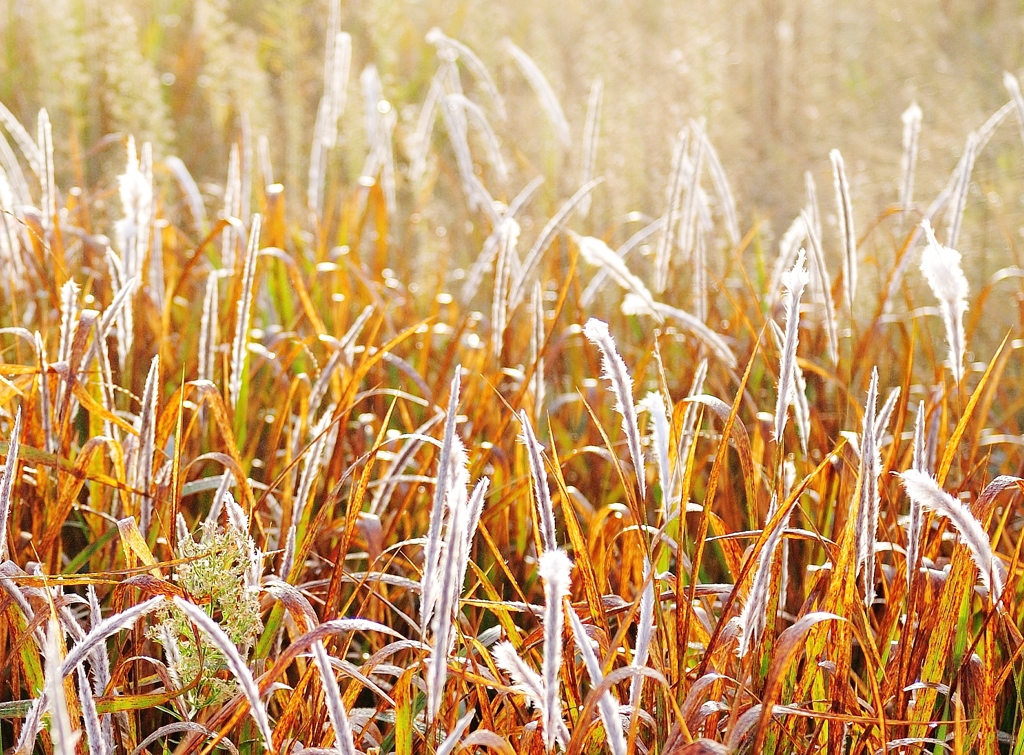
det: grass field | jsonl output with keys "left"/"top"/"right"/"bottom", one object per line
{"left": 4, "top": 2, "right": 1024, "bottom": 754}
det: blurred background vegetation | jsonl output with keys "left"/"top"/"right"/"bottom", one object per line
{"left": 3, "top": 0, "right": 1024, "bottom": 285}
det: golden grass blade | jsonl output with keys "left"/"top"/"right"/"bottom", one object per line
{"left": 936, "top": 332, "right": 1010, "bottom": 485}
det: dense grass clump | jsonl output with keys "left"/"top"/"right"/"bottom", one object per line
{"left": 6, "top": 10, "right": 1024, "bottom": 755}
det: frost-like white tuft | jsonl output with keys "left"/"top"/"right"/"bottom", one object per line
{"left": 900, "top": 469, "right": 1004, "bottom": 605}
{"left": 919, "top": 219, "right": 968, "bottom": 384}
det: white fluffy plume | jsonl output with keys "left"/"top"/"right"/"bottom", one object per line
{"left": 919, "top": 219, "right": 968, "bottom": 384}
{"left": 899, "top": 469, "right": 1004, "bottom": 605}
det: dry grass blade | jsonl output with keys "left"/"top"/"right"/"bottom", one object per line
{"left": 574, "top": 233, "right": 660, "bottom": 320}
{"left": 0, "top": 405, "right": 21, "bottom": 560}
{"left": 504, "top": 39, "right": 570, "bottom": 148}
{"left": 508, "top": 177, "right": 603, "bottom": 311}
{"left": 228, "top": 213, "right": 261, "bottom": 410}
{"left": 623, "top": 295, "right": 736, "bottom": 369}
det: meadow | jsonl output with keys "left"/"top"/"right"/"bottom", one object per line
{"left": 4, "top": 2, "right": 1024, "bottom": 754}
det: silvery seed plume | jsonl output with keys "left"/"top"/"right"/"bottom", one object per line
{"left": 919, "top": 219, "right": 968, "bottom": 384}
{"left": 693, "top": 225, "right": 708, "bottom": 323}
{"left": 540, "top": 549, "right": 573, "bottom": 753}
{"left": 409, "top": 68, "right": 443, "bottom": 188}
{"left": 369, "top": 412, "right": 444, "bottom": 516}
{"left": 873, "top": 387, "right": 901, "bottom": 447}
{"left": 198, "top": 272, "right": 219, "bottom": 383}
{"left": 0, "top": 562, "right": 44, "bottom": 649}
{"left": 130, "top": 355, "right": 159, "bottom": 536}
{"left": 0, "top": 100, "right": 42, "bottom": 175}
{"left": 104, "top": 248, "right": 134, "bottom": 372}
{"left": 737, "top": 496, "right": 792, "bottom": 658}
{"left": 580, "top": 217, "right": 664, "bottom": 308}
{"left": 622, "top": 295, "right": 736, "bottom": 370}
{"left": 257, "top": 135, "right": 274, "bottom": 188}
{"left": 629, "top": 559, "right": 655, "bottom": 708}
{"left": 172, "top": 597, "right": 273, "bottom": 751}
{"left": 229, "top": 213, "right": 261, "bottom": 410}
{"left": 308, "top": 99, "right": 330, "bottom": 217}
{"left": 421, "top": 369, "right": 462, "bottom": 635}
{"left": 493, "top": 640, "right": 546, "bottom": 710}
{"left": 639, "top": 392, "right": 671, "bottom": 515}
{"left": 518, "top": 409, "right": 558, "bottom": 554}
{"left": 57, "top": 279, "right": 79, "bottom": 369}
{"left": 574, "top": 233, "right": 660, "bottom": 320}
{"left": 505, "top": 39, "right": 570, "bottom": 148}
{"left": 77, "top": 663, "right": 107, "bottom": 755}
{"left": 906, "top": 401, "right": 927, "bottom": 591}
{"left": 900, "top": 102, "right": 923, "bottom": 227}
{"left": 579, "top": 78, "right": 603, "bottom": 218}
{"left": 0, "top": 133, "right": 32, "bottom": 221}
{"left": 461, "top": 177, "right": 541, "bottom": 304}
{"left": 769, "top": 214, "right": 805, "bottom": 304}
{"left": 801, "top": 209, "right": 838, "bottom": 365}
{"left": 446, "top": 93, "right": 508, "bottom": 188}
{"left": 436, "top": 65, "right": 489, "bottom": 215}
{"left": 358, "top": 65, "right": 397, "bottom": 215}
{"left": 0, "top": 170, "right": 27, "bottom": 287}
{"left": 240, "top": 116, "right": 252, "bottom": 226}
{"left": 677, "top": 119, "right": 706, "bottom": 266}
{"left": 290, "top": 408, "right": 334, "bottom": 544}
{"left": 17, "top": 596, "right": 167, "bottom": 755}
{"left": 0, "top": 406, "right": 21, "bottom": 561}
{"left": 508, "top": 178, "right": 603, "bottom": 312}
{"left": 427, "top": 443, "right": 469, "bottom": 719}
{"left": 312, "top": 640, "right": 358, "bottom": 755}
{"left": 437, "top": 712, "right": 476, "bottom": 755}
{"left": 35, "top": 330, "right": 55, "bottom": 454}
{"left": 221, "top": 143, "right": 241, "bottom": 271}
{"left": 426, "top": 29, "right": 506, "bottom": 120}
{"left": 830, "top": 149, "right": 857, "bottom": 318}
{"left": 769, "top": 320, "right": 809, "bottom": 455}
{"left": 945, "top": 131, "right": 977, "bottom": 251}
{"left": 702, "top": 130, "right": 741, "bottom": 247}
{"left": 491, "top": 218, "right": 521, "bottom": 359}
{"left": 774, "top": 250, "right": 809, "bottom": 447}
{"left": 1004, "top": 71, "right": 1024, "bottom": 149}
{"left": 37, "top": 109, "right": 55, "bottom": 234}
{"left": 324, "top": 31, "right": 352, "bottom": 148}
{"left": 654, "top": 129, "right": 689, "bottom": 295}
{"left": 163, "top": 156, "right": 208, "bottom": 235}
{"left": 855, "top": 369, "right": 880, "bottom": 607}
{"left": 668, "top": 359, "right": 707, "bottom": 521}
{"left": 899, "top": 469, "right": 1004, "bottom": 605}
{"left": 116, "top": 136, "right": 153, "bottom": 280}
{"left": 567, "top": 609, "right": 625, "bottom": 755}
{"left": 584, "top": 318, "right": 646, "bottom": 500}
{"left": 44, "top": 619, "right": 79, "bottom": 755}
